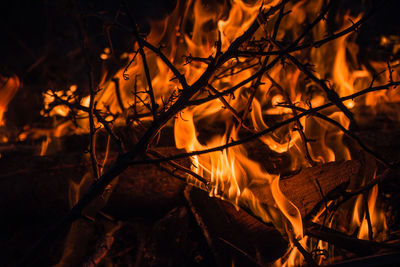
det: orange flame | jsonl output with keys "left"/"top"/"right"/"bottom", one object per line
{"left": 0, "top": 75, "right": 20, "bottom": 127}
{"left": 38, "top": 0, "right": 397, "bottom": 265}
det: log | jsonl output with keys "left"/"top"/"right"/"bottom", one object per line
{"left": 0, "top": 145, "right": 360, "bottom": 266}
{"left": 185, "top": 186, "right": 287, "bottom": 266}
{"left": 324, "top": 252, "right": 400, "bottom": 267}
{"left": 0, "top": 149, "right": 185, "bottom": 266}
{"left": 183, "top": 160, "right": 360, "bottom": 266}
{"left": 0, "top": 145, "right": 360, "bottom": 220}
{"left": 305, "top": 222, "right": 398, "bottom": 256}
{"left": 0, "top": 148, "right": 186, "bottom": 222}
{"left": 250, "top": 160, "right": 360, "bottom": 218}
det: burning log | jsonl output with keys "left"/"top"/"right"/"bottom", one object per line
{"left": 324, "top": 252, "right": 400, "bottom": 267}
{"left": 0, "top": 150, "right": 186, "bottom": 222}
{"left": 0, "top": 146, "right": 359, "bottom": 221}
{"left": 4, "top": 0, "right": 400, "bottom": 265}
{"left": 184, "top": 160, "right": 360, "bottom": 266}
{"left": 1, "top": 142, "right": 361, "bottom": 266}
{"left": 249, "top": 160, "right": 360, "bottom": 218}
{"left": 185, "top": 186, "right": 287, "bottom": 266}
{"left": 305, "top": 222, "right": 399, "bottom": 256}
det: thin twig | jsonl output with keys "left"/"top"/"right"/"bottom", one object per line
{"left": 147, "top": 149, "right": 209, "bottom": 185}
{"left": 237, "top": 4, "right": 382, "bottom": 58}
{"left": 363, "top": 191, "right": 374, "bottom": 241}
{"left": 276, "top": 104, "right": 391, "bottom": 167}
{"left": 93, "top": 110, "right": 124, "bottom": 155}
{"left": 130, "top": 81, "right": 400, "bottom": 166}
{"left": 314, "top": 177, "right": 329, "bottom": 226}
{"left": 207, "top": 84, "right": 255, "bottom": 133}
{"left": 305, "top": 222, "right": 398, "bottom": 256}
{"left": 78, "top": 15, "right": 100, "bottom": 179}
{"left": 237, "top": 0, "right": 287, "bottom": 132}
{"left": 189, "top": 0, "right": 333, "bottom": 107}
{"left": 328, "top": 166, "right": 399, "bottom": 215}
{"left": 270, "top": 38, "right": 356, "bottom": 127}
{"left": 111, "top": 78, "right": 125, "bottom": 113}
{"left": 49, "top": 94, "right": 124, "bottom": 155}
{"left": 292, "top": 238, "right": 319, "bottom": 267}
{"left": 265, "top": 73, "right": 316, "bottom": 166}
{"left": 123, "top": 1, "right": 158, "bottom": 120}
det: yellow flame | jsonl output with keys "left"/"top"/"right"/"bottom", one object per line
{"left": 271, "top": 176, "right": 303, "bottom": 239}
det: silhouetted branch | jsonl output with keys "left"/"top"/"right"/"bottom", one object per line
{"left": 270, "top": 38, "right": 356, "bottom": 127}
{"left": 275, "top": 104, "right": 391, "bottom": 167}
{"left": 265, "top": 73, "right": 316, "bottom": 166}
{"left": 19, "top": 1, "right": 398, "bottom": 265}
{"left": 123, "top": 1, "right": 158, "bottom": 120}
{"left": 78, "top": 15, "right": 100, "bottom": 179}
{"left": 130, "top": 81, "right": 400, "bottom": 166}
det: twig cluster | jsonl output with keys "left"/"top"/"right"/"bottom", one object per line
{"left": 24, "top": 0, "right": 400, "bottom": 266}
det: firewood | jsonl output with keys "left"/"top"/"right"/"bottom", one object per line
{"left": 305, "top": 222, "right": 400, "bottom": 256}
{"left": 0, "top": 144, "right": 360, "bottom": 266}
{"left": 184, "top": 186, "right": 287, "bottom": 266}
{"left": 0, "top": 151, "right": 186, "bottom": 222}
{"left": 250, "top": 160, "right": 360, "bottom": 218}
{"left": 183, "top": 161, "right": 360, "bottom": 266}
{"left": 323, "top": 252, "right": 400, "bottom": 267}
{"left": 0, "top": 148, "right": 360, "bottom": 221}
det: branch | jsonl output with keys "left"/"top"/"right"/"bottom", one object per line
{"left": 111, "top": 78, "right": 125, "bottom": 113}
{"left": 207, "top": 84, "right": 254, "bottom": 133}
{"left": 292, "top": 238, "right": 319, "bottom": 267}
{"left": 269, "top": 38, "right": 356, "bottom": 127}
{"left": 130, "top": 81, "right": 400, "bottom": 166}
{"left": 147, "top": 149, "right": 209, "bottom": 185}
{"left": 275, "top": 104, "right": 390, "bottom": 167}
{"left": 49, "top": 95, "right": 124, "bottom": 155}
{"left": 78, "top": 15, "right": 100, "bottom": 179}
{"left": 140, "top": 40, "right": 189, "bottom": 89}
{"left": 93, "top": 110, "right": 124, "bottom": 155}
{"left": 189, "top": 0, "right": 332, "bottom": 107}
{"left": 237, "top": 3, "right": 382, "bottom": 58}
{"left": 305, "top": 222, "right": 398, "bottom": 255}
{"left": 19, "top": 4, "right": 284, "bottom": 265}
{"left": 331, "top": 165, "right": 400, "bottom": 211}
{"left": 123, "top": 1, "right": 158, "bottom": 120}
{"left": 265, "top": 73, "right": 316, "bottom": 166}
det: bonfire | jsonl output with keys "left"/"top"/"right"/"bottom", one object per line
{"left": 1, "top": 0, "right": 400, "bottom": 266}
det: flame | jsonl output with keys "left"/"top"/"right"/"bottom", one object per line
{"left": 352, "top": 176, "right": 387, "bottom": 241}
{"left": 0, "top": 75, "right": 20, "bottom": 127}
{"left": 37, "top": 0, "right": 399, "bottom": 265}
{"left": 271, "top": 176, "right": 303, "bottom": 239}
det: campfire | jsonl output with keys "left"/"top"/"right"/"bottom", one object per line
{"left": 2, "top": 0, "right": 400, "bottom": 266}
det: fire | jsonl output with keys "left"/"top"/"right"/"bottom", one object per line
{"left": 0, "top": 75, "right": 19, "bottom": 127}
{"left": 352, "top": 176, "right": 388, "bottom": 241}
{"left": 38, "top": 0, "right": 398, "bottom": 265}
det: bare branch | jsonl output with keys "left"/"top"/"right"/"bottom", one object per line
{"left": 123, "top": 1, "right": 158, "bottom": 120}
{"left": 78, "top": 15, "right": 100, "bottom": 179}
{"left": 275, "top": 104, "right": 391, "bottom": 167}
{"left": 265, "top": 73, "right": 316, "bottom": 166}
{"left": 130, "top": 81, "right": 400, "bottom": 166}
{"left": 269, "top": 38, "right": 356, "bottom": 127}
